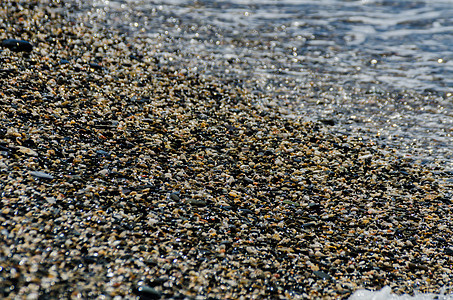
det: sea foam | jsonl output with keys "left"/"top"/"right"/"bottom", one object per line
{"left": 349, "top": 286, "right": 453, "bottom": 300}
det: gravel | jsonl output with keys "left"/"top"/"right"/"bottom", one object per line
{"left": 0, "top": 1, "right": 452, "bottom": 299}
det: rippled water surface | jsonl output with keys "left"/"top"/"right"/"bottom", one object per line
{"left": 72, "top": 0, "right": 453, "bottom": 174}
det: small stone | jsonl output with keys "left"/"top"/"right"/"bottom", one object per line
{"left": 229, "top": 191, "right": 239, "bottom": 198}
{"left": 314, "top": 251, "right": 325, "bottom": 257}
{"left": 308, "top": 203, "right": 322, "bottom": 210}
{"left": 239, "top": 209, "right": 253, "bottom": 215}
{"left": 246, "top": 246, "right": 257, "bottom": 254}
{"left": 45, "top": 197, "right": 57, "bottom": 204}
{"left": 89, "top": 62, "right": 103, "bottom": 70}
{"left": 320, "top": 119, "right": 336, "bottom": 126}
{"left": 30, "top": 171, "right": 54, "bottom": 180}
{"left": 187, "top": 199, "right": 207, "bottom": 207}
{"left": 2, "top": 39, "right": 33, "bottom": 52}
{"left": 17, "top": 146, "right": 38, "bottom": 156}
{"left": 98, "top": 169, "right": 109, "bottom": 176}
{"left": 0, "top": 69, "right": 17, "bottom": 77}
{"left": 134, "top": 285, "right": 161, "bottom": 300}
{"left": 275, "top": 158, "right": 283, "bottom": 165}
{"left": 408, "top": 263, "right": 429, "bottom": 271}
{"left": 96, "top": 150, "right": 110, "bottom": 157}
{"left": 302, "top": 222, "right": 316, "bottom": 228}
{"left": 313, "top": 270, "right": 333, "bottom": 281}
{"left": 170, "top": 192, "right": 180, "bottom": 201}
{"left": 282, "top": 200, "right": 298, "bottom": 206}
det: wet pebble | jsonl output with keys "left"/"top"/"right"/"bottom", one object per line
{"left": 187, "top": 199, "right": 207, "bottom": 207}
{"left": 1, "top": 39, "right": 33, "bottom": 52}
{"left": 134, "top": 286, "right": 161, "bottom": 300}
{"left": 445, "top": 247, "right": 453, "bottom": 256}
{"left": 17, "top": 146, "right": 38, "bottom": 156}
{"left": 30, "top": 171, "right": 54, "bottom": 180}
{"left": 314, "top": 270, "right": 333, "bottom": 281}
{"left": 169, "top": 192, "right": 180, "bottom": 201}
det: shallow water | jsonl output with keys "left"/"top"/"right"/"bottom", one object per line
{"left": 70, "top": 0, "right": 453, "bottom": 174}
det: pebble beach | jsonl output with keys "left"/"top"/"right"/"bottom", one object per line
{"left": 1, "top": 1, "right": 453, "bottom": 299}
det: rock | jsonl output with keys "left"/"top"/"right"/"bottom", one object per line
{"left": 89, "top": 62, "right": 103, "bottom": 70}
{"left": 0, "top": 69, "right": 17, "bottom": 78}
{"left": 319, "top": 119, "right": 336, "bottom": 126}
{"left": 134, "top": 285, "right": 161, "bottom": 300}
{"left": 239, "top": 209, "right": 253, "bottom": 215}
{"left": 308, "top": 203, "right": 322, "bottom": 210}
{"left": 17, "top": 146, "right": 38, "bottom": 156}
{"left": 45, "top": 197, "right": 57, "bottom": 204}
{"left": 282, "top": 200, "right": 298, "bottom": 206}
{"left": 302, "top": 222, "right": 316, "bottom": 228}
{"left": 30, "top": 171, "right": 54, "bottom": 180}
{"left": 96, "top": 150, "right": 111, "bottom": 158}
{"left": 313, "top": 270, "right": 333, "bottom": 281}
{"left": 187, "top": 199, "right": 207, "bottom": 207}
{"left": 2, "top": 39, "right": 33, "bottom": 52}
{"left": 408, "top": 263, "right": 429, "bottom": 271}
{"left": 169, "top": 192, "right": 180, "bottom": 201}
{"left": 445, "top": 247, "right": 453, "bottom": 256}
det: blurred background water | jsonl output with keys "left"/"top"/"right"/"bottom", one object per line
{"left": 69, "top": 0, "right": 453, "bottom": 176}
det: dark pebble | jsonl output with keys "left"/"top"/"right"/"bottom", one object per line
{"left": 89, "top": 62, "right": 103, "bottom": 70}
{"left": 313, "top": 270, "right": 333, "bottom": 281}
{"left": 319, "top": 119, "right": 336, "bottom": 126}
{"left": 445, "top": 247, "right": 453, "bottom": 256}
{"left": 243, "top": 176, "right": 254, "bottom": 184}
{"left": 408, "top": 263, "right": 429, "bottom": 271}
{"left": 0, "top": 145, "right": 10, "bottom": 152}
{"left": 187, "top": 199, "right": 207, "bottom": 206}
{"left": 219, "top": 205, "right": 233, "bottom": 210}
{"left": 148, "top": 277, "right": 167, "bottom": 287}
{"left": 228, "top": 225, "right": 237, "bottom": 233}
{"left": 2, "top": 39, "right": 33, "bottom": 52}
{"left": 239, "top": 208, "right": 253, "bottom": 215}
{"left": 0, "top": 69, "right": 18, "bottom": 78}
{"left": 435, "top": 237, "right": 447, "bottom": 244}
{"left": 302, "top": 222, "right": 316, "bottom": 228}
{"left": 134, "top": 286, "right": 161, "bottom": 300}
{"left": 170, "top": 192, "right": 180, "bottom": 201}
{"left": 83, "top": 255, "right": 98, "bottom": 264}
{"left": 96, "top": 150, "right": 110, "bottom": 157}
{"left": 308, "top": 203, "right": 322, "bottom": 210}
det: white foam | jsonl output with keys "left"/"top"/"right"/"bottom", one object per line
{"left": 349, "top": 286, "right": 453, "bottom": 300}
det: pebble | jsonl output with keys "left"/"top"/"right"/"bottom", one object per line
{"left": 314, "top": 270, "right": 333, "bottom": 281}
{"left": 133, "top": 286, "right": 161, "bottom": 300}
{"left": 29, "top": 171, "right": 54, "bottom": 180}
{"left": 169, "top": 192, "right": 180, "bottom": 201}
{"left": 445, "top": 248, "right": 453, "bottom": 256}
{"left": 1, "top": 39, "right": 33, "bottom": 52}
{"left": 17, "top": 146, "right": 38, "bottom": 156}
{"left": 187, "top": 199, "right": 207, "bottom": 207}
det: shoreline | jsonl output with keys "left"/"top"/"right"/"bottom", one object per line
{"left": 1, "top": 1, "right": 452, "bottom": 299}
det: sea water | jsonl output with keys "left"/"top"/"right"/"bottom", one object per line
{"left": 70, "top": 0, "right": 453, "bottom": 176}
{"left": 69, "top": 0, "right": 452, "bottom": 298}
